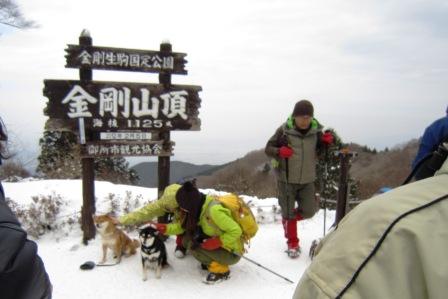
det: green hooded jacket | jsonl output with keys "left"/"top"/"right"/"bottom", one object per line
{"left": 165, "top": 195, "right": 244, "bottom": 254}
{"left": 265, "top": 117, "right": 323, "bottom": 184}
{"left": 293, "top": 157, "right": 448, "bottom": 299}
{"left": 118, "top": 184, "right": 181, "bottom": 225}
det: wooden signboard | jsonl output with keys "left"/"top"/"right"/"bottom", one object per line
{"left": 65, "top": 45, "right": 187, "bottom": 74}
{"left": 43, "top": 30, "right": 201, "bottom": 243}
{"left": 43, "top": 80, "right": 201, "bottom": 131}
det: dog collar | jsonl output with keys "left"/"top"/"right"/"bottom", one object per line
{"left": 141, "top": 245, "right": 157, "bottom": 254}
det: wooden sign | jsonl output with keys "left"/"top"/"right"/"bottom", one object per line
{"left": 80, "top": 141, "right": 173, "bottom": 157}
{"left": 43, "top": 80, "right": 201, "bottom": 131}
{"left": 65, "top": 45, "right": 187, "bottom": 74}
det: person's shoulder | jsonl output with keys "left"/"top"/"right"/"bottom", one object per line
{"left": 162, "top": 184, "right": 182, "bottom": 197}
{"left": 312, "top": 118, "right": 324, "bottom": 131}
{"left": 428, "top": 116, "right": 448, "bottom": 129}
{"left": 277, "top": 122, "right": 287, "bottom": 132}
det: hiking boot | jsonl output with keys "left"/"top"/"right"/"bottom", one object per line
{"left": 285, "top": 246, "right": 301, "bottom": 258}
{"left": 174, "top": 245, "right": 186, "bottom": 258}
{"left": 203, "top": 271, "right": 230, "bottom": 284}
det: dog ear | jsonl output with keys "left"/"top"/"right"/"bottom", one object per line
{"left": 106, "top": 212, "right": 117, "bottom": 218}
{"left": 110, "top": 217, "right": 120, "bottom": 225}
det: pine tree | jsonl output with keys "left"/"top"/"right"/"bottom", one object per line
{"left": 36, "top": 131, "right": 81, "bottom": 178}
{"left": 37, "top": 131, "right": 139, "bottom": 184}
{"left": 315, "top": 129, "right": 359, "bottom": 208}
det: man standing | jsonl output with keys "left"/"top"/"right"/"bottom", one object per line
{"left": 265, "top": 100, "right": 333, "bottom": 258}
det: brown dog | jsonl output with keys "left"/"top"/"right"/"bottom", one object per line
{"left": 93, "top": 214, "right": 140, "bottom": 264}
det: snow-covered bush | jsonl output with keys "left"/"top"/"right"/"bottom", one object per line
{"left": 5, "top": 193, "right": 78, "bottom": 238}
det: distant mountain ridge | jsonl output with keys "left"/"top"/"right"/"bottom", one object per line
{"left": 131, "top": 161, "right": 227, "bottom": 187}
{"left": 132, "top": 139, "right": 420, "bottom": 199}
{"left": 196, "top": 140, "right": 420, "bottom": 200}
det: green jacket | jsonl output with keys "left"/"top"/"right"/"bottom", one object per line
{"left": 293, "top": 158, "right": 448, "bottom": 298}
{"left": 165, "top": 195, "right": 244, "bottom": 254}
{"left": 265, "top": 117, "right": 323, "bottom": 184}
{"left": 119, "top": 184, "right": 181, "bottom": 225}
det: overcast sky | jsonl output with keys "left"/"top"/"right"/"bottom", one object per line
{"left": 1, "top": 0, "right": 447, "bottom": 168}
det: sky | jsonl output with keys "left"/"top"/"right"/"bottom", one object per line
{"left": 1, "top": 0, "right": 447, "bottom": 169}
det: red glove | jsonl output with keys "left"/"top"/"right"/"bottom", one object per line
{"left": 150, "top": 223, "right": 167, "bottom": 235}
{"left": 278, "top": 146, "right": 293, "bottom": 158}
{"left": 321, "top": 132, "right": 334, "bottom": 146}
{"left": 200, "top": 237, "right": 222, "bottom": 250}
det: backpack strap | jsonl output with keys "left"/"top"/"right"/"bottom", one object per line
{"left": 205, "top": 199, "right": 223, "bottom": 235}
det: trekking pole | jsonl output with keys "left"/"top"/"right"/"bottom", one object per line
{"left": 323, "top": 147, "right": 328, "bottom": 236}
{"left": 235, "top": 253, "right": 294, "bottom": 283}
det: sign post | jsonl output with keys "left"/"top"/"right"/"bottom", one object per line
{"left": 78, "top": 30, "right": 96, "bottom": 244}
{"left": 158, "top": 41, "right": 172, "bottom": 225}
{"left": 335, "top": 149, "right": 357, "bottom": 225}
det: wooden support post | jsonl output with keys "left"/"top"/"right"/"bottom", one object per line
{"left": 335, "top": 149, "right": 356, "bottom": 225}
{"left": 157, "top": 41, "right": 172, "bottom": 225}
{"left": 79, "top": 29, "right": 96, "bottom": 244}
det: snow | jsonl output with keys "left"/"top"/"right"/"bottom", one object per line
{"left": 3, "top": 180, "right": 335, "bottom": 299}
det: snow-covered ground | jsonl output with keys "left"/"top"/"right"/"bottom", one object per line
{"left": 3, "top": 180, "right": 335, "bottom": 299}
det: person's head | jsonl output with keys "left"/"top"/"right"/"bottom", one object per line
{"left": 175, "top": 181, "right": 205, "bottom": 235}
{"left": 292, "top": 100, "right": 314, "bottom": 129}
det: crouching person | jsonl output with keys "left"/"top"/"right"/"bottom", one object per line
{"left": 151, "top": 181, "right": 243, "bottom": 284}
{"left": 118, "top": 183, "right": 187, "bottom": 258}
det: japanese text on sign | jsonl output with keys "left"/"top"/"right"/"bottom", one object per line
{"left": 78, "top": 50, "right": 174, "bottom": 70}
{"left": 62, "top": 85, "right": 188, "bottom": 120}
{"left": 82, "top": 142, "right": 170, "bottom": 157}
{"left": 100, "top": 132, "right": 152, "bottom": 140}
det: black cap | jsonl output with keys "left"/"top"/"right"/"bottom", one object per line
{"left": 292, "top": 100, "right": 314, "bottom": 117}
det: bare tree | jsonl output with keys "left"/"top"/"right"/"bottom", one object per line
{"left": 0, "top": 0, "right": 36, "bottom": 29}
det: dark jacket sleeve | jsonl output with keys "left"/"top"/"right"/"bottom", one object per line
{"left": 265, "top": 126, "right": 284, "bottom": 158}
{"left": 0, "top": 183, "right": 52, "bottom": 299}
{"left": 412, "top": 117, "right": 448, "bottom": 169}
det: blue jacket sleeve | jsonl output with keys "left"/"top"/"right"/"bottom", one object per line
{"left": 412, "top": 117, "right": 448, "bottom": 169}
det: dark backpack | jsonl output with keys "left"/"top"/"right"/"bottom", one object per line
{"left": 405, "top": 135, "right": 448, "bottom": 183}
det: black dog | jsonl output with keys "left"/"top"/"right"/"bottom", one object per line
{"left": 139, "top": 225, "right": 168, "bottom": 281}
